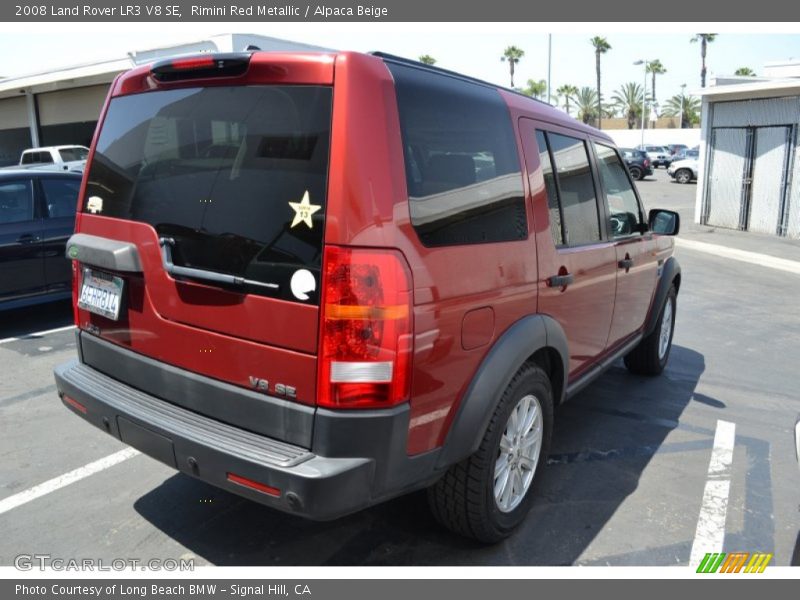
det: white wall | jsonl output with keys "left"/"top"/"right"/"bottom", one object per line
{"left": 603, "top": 128, "right": 701, "bottom": 149}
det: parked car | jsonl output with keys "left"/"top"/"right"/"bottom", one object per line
{"left": 54, "top": 51, "right": 681, "bottom": 543}
{"left": 636, "top": 144, "right": 673, "bottom": 168}
{"left": 619, "top": 147, "right": 654, "bottom": 180}
{"left": 673, "top": 148, "right": 699, "bottom": 161}
{"left": 668, "top": 156, "right": 699, "bottom": 184}
{"left": 15, "top": 146, "right": 88, "bottom": 173}
{"left": 667, "top": 144, "right": 688, "bottom": 156}
{"left": 0, "top": 169, "right": 81, "bottom": 310}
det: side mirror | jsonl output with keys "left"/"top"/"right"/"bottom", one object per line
{"left": 648, "top": 209, "right": 680, "bottom": 236}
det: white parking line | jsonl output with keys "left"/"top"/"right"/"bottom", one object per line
{"left": 0, "top": 324, "right": 76, "bottom": 345}
{"left": 676, "top": 238, "right": 800, "bottom": 275}
{"left": 689, "top": 420, "right": 736, "bottom": 567}
{"left": 0, "top": 448, "right": 140, "bottom": 515}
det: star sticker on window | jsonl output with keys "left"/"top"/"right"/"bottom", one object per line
{"left": 288, "top": 191, "right": 321, "bottom": 229}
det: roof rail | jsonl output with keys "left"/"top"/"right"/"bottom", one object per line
{"left": 370, "top": 51, "right": 551, "bottom": 107}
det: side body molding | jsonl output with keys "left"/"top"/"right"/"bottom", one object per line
{"left": 66, "top": 233, "right": 142, "bottom": 273}
{"left": 643, "top": 256, "right": 681, "bottom": 337}
{"left": 435, "top": 314, "right": 568, "bottom": 468}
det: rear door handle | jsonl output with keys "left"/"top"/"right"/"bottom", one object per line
{"left": 618, "top": 258, "right": 634, "bottom": 270}
{"left": 16, "top": 234, "right": 40, "bottom": 244}
{"left": 548, "top": 273, "right": 574, "bottom": 287}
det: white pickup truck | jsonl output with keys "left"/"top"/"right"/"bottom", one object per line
{"left": 19, "top": 145, "right": 89, "bottom": 170}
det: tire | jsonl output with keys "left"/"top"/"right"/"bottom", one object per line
{"left": 624, "top": 286, "right": 677, "bottom": 376}
{"left": 428, "top": 362, "right": 553, "bottom": 543}
{"left": 629, "top": 166, "right": 643, "bottom": 180}
{"left": 675, "top": 169, "right": 693, "bottom": 184}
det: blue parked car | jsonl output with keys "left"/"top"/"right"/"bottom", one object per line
{"left": 0, "top": 169, "right": 81, "bottom": 310}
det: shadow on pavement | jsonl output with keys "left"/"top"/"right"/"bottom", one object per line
{"left": 134, "top": 344, "right": 707, "bottom": 566}
{"left": 0, "top": 300, "right": 73, "bottom": 340}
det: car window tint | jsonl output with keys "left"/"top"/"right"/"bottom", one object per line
{"left": 388, "top": 63, "right": 527, "bottom": 247}
{"left": 547, "top": 133, "right": 601, "bottom": 246}
{"left": 594, "top": 143, "right": 643, "bottom": 238}
{"left": 535, "top": 130, "right": 563, "bottom": 246}
{"left": 0, "top": 180, "right": 34, "bottom": 224}
{"left": 41, "top": 178, "right": 80, "bottom": 219}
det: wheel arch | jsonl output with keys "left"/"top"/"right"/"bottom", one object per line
{"left": 644, "top": 255, "right": 681, "bottom": 337}
{"left": 435, "top": 314, "right": 568, "bottom": 469}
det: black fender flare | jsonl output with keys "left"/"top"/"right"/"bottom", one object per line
{"left": 643, "top": 256, "right": 681, "bottom": 337}
{"left": 435, "top": 314, "right": 568, "bottom": 469}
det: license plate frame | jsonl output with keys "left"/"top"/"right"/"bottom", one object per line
{"left": 78, "top": 268, "right": 124, "bottom": 321}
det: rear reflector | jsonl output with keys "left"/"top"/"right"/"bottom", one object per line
{"left": 62, "top": 394, "right": 87, "bottom": 414}
{"left": 151, "top": 52, "right": 251, "bottom": 82}
{"left": 318, "top": 246, "right": 413, "bottom": 409}
{"left": 226, "top": 472, "right": 281, "bottom": 497}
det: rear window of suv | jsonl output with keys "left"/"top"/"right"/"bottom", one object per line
{"left": 83, "top": 86, "right": 332, "bottom": 303}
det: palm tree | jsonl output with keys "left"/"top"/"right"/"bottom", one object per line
{"left": 522, "top": 79, "right": 548, "bottom": 100}
{"left": 612, "top": 82, "right": 646, "bottom": 130}
{"left": 557, "top": 84, "right": 579, "bottom": 115}
{"left": 501, "top": 46, "right": 525, "bottom": 87}
{"left": 691, "top": 34, "right": 717, "bottom": 87}
{"left": 590, "top": 36, "right": 611, "bottom": 129}
{"left": 663, "top": 93, "right": 701, "bottom": 128}
{"left": 574, "top": 87, "right": 598, "bottom": 125}
{"left": 418, "top": 55, "right": 436, "bottom": 65}
{"left": 734, "top": 67, "right": 756, "bottom": 76}
{"left": 647, "top": 59, "right": 667, "bottom": 104}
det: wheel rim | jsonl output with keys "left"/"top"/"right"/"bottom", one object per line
{"left": 630, "top": 168, "right": 641, "bottom": 179}
{"left": 658, "top": 297, "right": 674, "bottom": 360}
{"left": 677, "top": 170, "right": 690, "bottom": 183}
{"left": 494, "top": 394, "right": 543, "bottom": 513}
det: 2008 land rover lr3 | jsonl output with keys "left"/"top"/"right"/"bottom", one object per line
{"left": 55, "top": 50, "right": 681, "bottom": 542}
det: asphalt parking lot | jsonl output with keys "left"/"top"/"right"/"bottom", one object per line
{"left": 1, "top": 168, "right": 799, "bottom": 567}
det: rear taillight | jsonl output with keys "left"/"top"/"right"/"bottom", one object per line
{"left": 318, "top": 246, "right": 413, "bottom": 409}
{"left": 644, "top": 159, "right": 650, "bottom": 167}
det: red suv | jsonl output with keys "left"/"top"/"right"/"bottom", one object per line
{"left": 55, "top": 51, "right": 681, "bottom": 542}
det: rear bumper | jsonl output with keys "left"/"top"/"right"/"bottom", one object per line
{"left": 54, "top": 358, "right": 439, "bottom": 520}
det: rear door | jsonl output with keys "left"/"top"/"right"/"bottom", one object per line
{"left": 592, "top": 142, "right": 659, "bottom": 347}
{"left": 76, "top": 60, "right": 334, "bottom": 407}
{"left": 40, "top": 176, "right": 80, "bottom": 292}
{"left": 520, "top": 120, "right": 617, "bottom": 377}
{"left": 0, "top": 178, "right": 44, "bottom": 300}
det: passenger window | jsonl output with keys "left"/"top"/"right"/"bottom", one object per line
{"left": 388, "top": 63, "right": 527, "bottom": 247}
{"left": 594, "top": 143, "right": 643, "bottom": 238}
{"left": 547, "top": 133, "right": 601, "bottom": 246}
{"left": 0, "top": 180, "right": 34, "bottom": 224}
{"left": 41, "top": 178, "right": 80, "bottom": 219}
{"left": 535, "top": 130, "right": 563, "bottom": 246}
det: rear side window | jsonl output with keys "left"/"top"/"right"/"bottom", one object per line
{"left": 535, "top": 130, "right": 563, "bottom": 246}
{"left": 59, "top": 147, "right": 89, "bottom": 162}
{"left": 387, "top": 63, "right": 526, "bottom": 247}
{"left": 544, "top": 133, "right": 601, "bottom": 246}
{"left": 41, "top": 178, "right": 80, "bottom": 219}
{"left": 0, "top": 180, "right": 34, "bottom": 224}
{"left": 84, "top": 86, "right": 332, "bottom": 304}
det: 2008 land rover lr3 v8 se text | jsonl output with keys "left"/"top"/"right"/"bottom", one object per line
{"left": 54, "top": 50, "right": 681, "bottom": 542}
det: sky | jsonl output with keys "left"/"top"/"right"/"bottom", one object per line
{"left": 0, "top": 23, "right": 799, "bottom": 109}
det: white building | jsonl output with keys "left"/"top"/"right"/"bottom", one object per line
{"left": 0, "top": 33, "right": 328, "bottom": 166}
{"left": 695, "top": 65, "right": 800, "bottom": 239}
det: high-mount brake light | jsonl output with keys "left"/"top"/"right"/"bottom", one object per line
{"left": 150, "top": 53, "right": 252, "bottom": 82}
{"left": 318, "top": 246, "right": 413, "bottom": 409}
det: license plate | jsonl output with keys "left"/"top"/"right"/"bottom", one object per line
{"left": 78, "top": 268, "right": 124, "bottom": 320}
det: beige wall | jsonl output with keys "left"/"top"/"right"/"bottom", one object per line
{"left": 37, "top": 84, "right": 109, "bottom": 126}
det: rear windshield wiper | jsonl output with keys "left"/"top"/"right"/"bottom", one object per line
{"left": 159, "top": 237, "right": 279, "bottom": 290}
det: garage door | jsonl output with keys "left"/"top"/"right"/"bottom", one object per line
{"left": 706, "top": 128, "right": 749, "bottom": 230}
{"left": 748, "top": 126, "right": 791, "bottom": 235}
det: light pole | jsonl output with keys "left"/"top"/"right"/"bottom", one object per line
{"left": 679, "top": 83, "right": 687, "bottom": 129}
{"left": 547, "top": 34, "right": 552, "bottom": 104}
{"left": 633, "top": 59, "right": 649, "bottom": 147}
